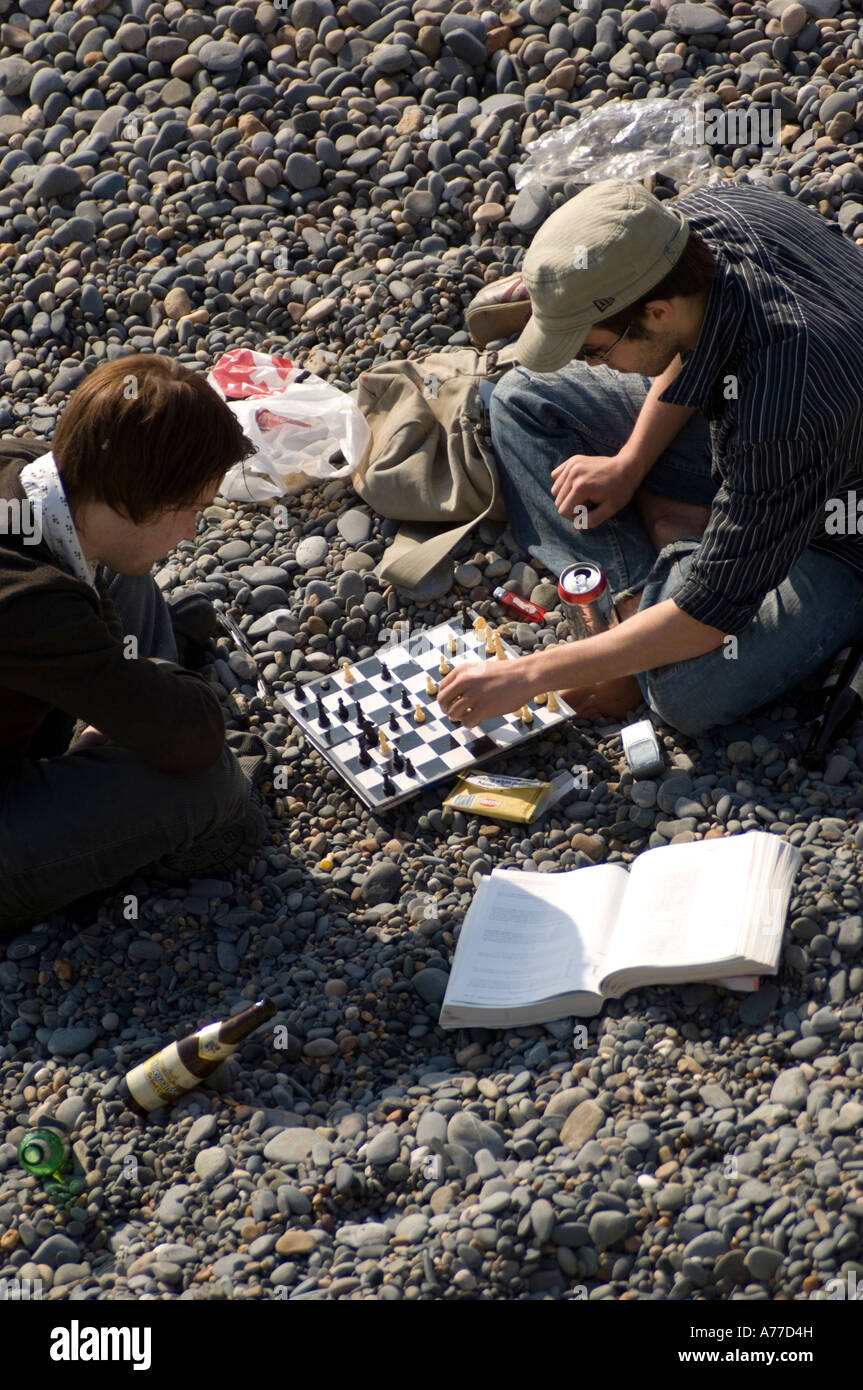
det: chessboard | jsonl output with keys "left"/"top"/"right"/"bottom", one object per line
{"left": 278, "top": 616, "right": 575, "bottom": 810}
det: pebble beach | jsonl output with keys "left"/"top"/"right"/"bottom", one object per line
{"left": 2, "top": 0, "right": 863, "bottom": 1305}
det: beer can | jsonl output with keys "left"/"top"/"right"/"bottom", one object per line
{"left": 558, "top": 562, "right": 617, "bottom": 639}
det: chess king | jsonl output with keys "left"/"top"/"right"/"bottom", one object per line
{"left": 0, "top": 355, "right": 271, "bottom": 939}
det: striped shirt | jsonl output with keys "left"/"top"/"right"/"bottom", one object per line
{"left": 657, "top": 180, "right": 863, "bottom": 634}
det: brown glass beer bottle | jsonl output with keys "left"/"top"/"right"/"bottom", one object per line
{"left": 118, "top": 998, "right": 276, "bottom": 1114}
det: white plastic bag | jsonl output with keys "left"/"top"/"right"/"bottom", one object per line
{"left": 207, "top": 348, "right": 371, "bottom": 502}
{"left": 515, "top": 96, "right": 724, "bottom": 194}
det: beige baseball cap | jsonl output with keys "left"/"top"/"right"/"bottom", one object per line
{"left": 515, "top": 178, "right": 690, "bottom": 373}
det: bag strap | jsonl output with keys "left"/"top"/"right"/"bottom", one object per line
{"left": 377, "top": 428, "right": 501, "bottom": 591}
{"left": 372, "top": 343, "right": 519, "bottom": 590}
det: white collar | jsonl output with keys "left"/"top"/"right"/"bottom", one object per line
{"left": 18, "top": 451, "right": 97, "bottom": 593}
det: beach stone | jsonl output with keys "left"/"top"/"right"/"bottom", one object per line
{"left": 33, "top": 1234, "right": 81, "bottom": 1268}
{"left": 589, "top": 1210, "right": 627, "bottom": 1249}
{"left": 417, "top": 1111, "right": 447, "bottom": 1145}
{"left": 198, "top": 40, "right": 243, "bottom": 71}
{"left": 32, "top": 165, "right": 82, "bottom": 199}
{"left": 336, "top": 1222, "right": 390, "bottom": 1249}
{"left": 263, "top": 1129, "right": 318, "bottom": 1163}
{"left": 683, "top": 1230, "right": 727, "bottom": 1260}
{"left": 770, "top": 1068, "right": 808, "bottom": 1110}
{"left": 0, "top": 57, "right": 32, "bottom": 96}
{"left": 194, "top": 1147, "right": 231, "bottom": 1183}
{"left": 275, "top": 1230, "right": 315, "bottom": 1256}
{"left": 665, "top": 3, "right": 728, "bottom": 35}
{"left": 560, "top": 1100, "right": 603, "bottom": 1151}
{"left": 413, "top": 968, "right": 449, "bottom": 1004}
{"left": 739, "top": 1180, "right": 773, "bottom": 1204}
{"left": 361, "top": 862, "right": 402, "bottom": 905}
{"left": 296, "top": 535, "right": 328, "bottom": 568}
{"left": 445, "top": 28, "right": 486, "bottom": 65}
{"left": 365, "top": 1128, "right": 400, "bottom": 1164}
{"left": 48, "top": 1026, "right": 97, "bottom": 1056}
{"left": 155, "top": 1185, "right": 191, "bottom": 1226}
{"left": 337, "top": 508, "right": 371, "bottom": 545}
{"left": 530, "top": 1199, "right": 555, "bottom": 1243}
{"left": 745, "top": 1246, "right": 783, "bottom": 1280}
{"left": 184, "top": 1115, "right": 217, "bottom": 1149}
{"left": 286, "top": 153, "right": 322, "bottom": 191}
{"left": 446, "top": 1112, "right": 505, "bottom": 1156}
{"left": 395, "top": 1213, "right": 428, "bottom": 1243}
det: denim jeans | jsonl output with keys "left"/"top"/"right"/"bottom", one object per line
{"left": 490, "top": 362, "right": 863, "bottom": 735}
{"left": 0, "top": 572, "right": 253, "bottom": 931}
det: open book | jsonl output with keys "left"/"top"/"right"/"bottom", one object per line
{"left": 439, "top": 831, "right": 802, "bottom": 1028}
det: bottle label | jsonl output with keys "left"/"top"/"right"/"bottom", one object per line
{"left": 125, "top": 1043, "right": 199, "bottom": 1111}
{"left": 196, "top": 1021, "right": 236, "bottom": 1061}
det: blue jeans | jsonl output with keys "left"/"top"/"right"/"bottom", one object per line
{"left": 490, "top": 362, "right": 863, "bottom": 735}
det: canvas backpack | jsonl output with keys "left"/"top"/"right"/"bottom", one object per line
{"left": 352, "top": 343, "right": 520, "bottom": 590}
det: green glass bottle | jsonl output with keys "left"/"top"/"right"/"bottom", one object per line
{"left": 18, "top": 1124, "right": 71, "bottom": 1179}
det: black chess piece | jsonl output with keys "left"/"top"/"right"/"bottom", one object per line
{"left": 316, "top": 695, "right": 329, "bottom": 727}
{"left": 388, "top": 710, "right": 399, "bottom": 732}
{"left": 294, "top": 682, "right": 306, "bottom": 703}
{"left": 337, "top": 697, "right": 349, "bottom": 721}
{"left": 382, "top": 772, "right": 395, "bottom": 796}
{"left": 404, "top": 757, "right": 415, "bottom": 777}
{"left": 358, "top": 742, "right": 371, "bottom": 768}
{"left": 400, "top": 686, "right": 410, "bottom": 710}
{"left": 381, "top": 662, "right": 390, "bottom": 681}
{"left": 393, "top": 747, "right": 404, "bottom": 773}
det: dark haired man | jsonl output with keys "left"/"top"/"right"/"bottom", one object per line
{"left": 0, "top": 354, "right": 272, "bottom": 937}
{"left": 440, "top": 177, "right": 863, "bottom": 736}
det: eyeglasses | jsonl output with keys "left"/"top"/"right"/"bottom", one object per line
{"left": 575, "top": 322, "right": 633, "bottom": 365}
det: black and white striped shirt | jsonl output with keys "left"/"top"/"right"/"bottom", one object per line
{"left": 658, "top": 180, "right": 863, "bottom": 634}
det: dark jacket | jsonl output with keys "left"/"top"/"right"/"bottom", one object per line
{"left": 0, "top": 439, "right": 225, "bottom": 778}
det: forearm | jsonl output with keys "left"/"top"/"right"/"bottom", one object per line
{"left": 619, "top": 353, "right": 697, "bottom": 482}
{"left": 521, "top": 598, "right": 726, "bottom": 691}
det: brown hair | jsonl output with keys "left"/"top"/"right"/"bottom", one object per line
{"left": 593, "top": 229, "right": 718, "bottom": 340}
{"left": 53, "top": 354, "right": 254, "bottom": 523}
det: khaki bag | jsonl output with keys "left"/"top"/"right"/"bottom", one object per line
{"left": 353, "top": 344, "right": 520, "bottom": 590}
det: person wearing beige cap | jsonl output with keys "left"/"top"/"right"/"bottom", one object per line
{"left": 439, "top": 176, "right": 863, "bottom": 736}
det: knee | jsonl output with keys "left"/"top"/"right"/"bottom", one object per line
{"left": 489, "top": 367, "right": 527, "bottom": 430}
{"left": 641, "top": 666, "right": 715, "bottom": 737}
{"left": 181, "top": 745, "right": 250, "bottom": 830}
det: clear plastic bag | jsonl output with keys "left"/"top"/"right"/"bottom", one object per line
{"left": 206, "top": 349, "right": 371, "bottom": 503}
{"left": 515, "top": 96, "right": 723, "bottom": 194}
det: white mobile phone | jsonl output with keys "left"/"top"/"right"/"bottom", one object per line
{"left": 621, "top": 719, "right": 664, "bottom": 778}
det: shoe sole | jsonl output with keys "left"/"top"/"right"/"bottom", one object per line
{"left": 466, "top": 299, "right": 532, "bottom": 349}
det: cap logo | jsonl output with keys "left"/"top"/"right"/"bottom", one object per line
{"left": 592, "top": 297, "right": 614, "bottom": 312}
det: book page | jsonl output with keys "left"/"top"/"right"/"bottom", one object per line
{"left": 603, "top": 835, "right": 755, "bottom": 978}
{"left": 446, "top": 865, "right": 628, "bottom": 1008}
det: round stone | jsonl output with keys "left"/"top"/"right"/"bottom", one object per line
{"left": 295, "top": 535, "right": 328, "bottom": 568}
{"left": 194, "top": 1147, "right": 231, "bottom": 1183}
{"left": 198, "top": 40, "right": 243, "bottom": 71}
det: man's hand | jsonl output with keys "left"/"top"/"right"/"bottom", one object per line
{"left": 550, "top": 451, "right": 638, "bottom": 527}
{"left": 438, "top": 657, "right": 537, "bottom": 728}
